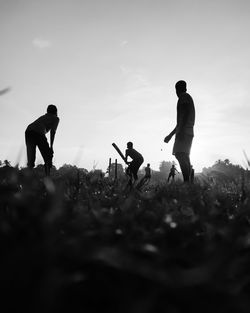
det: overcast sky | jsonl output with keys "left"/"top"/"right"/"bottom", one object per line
{"left": 1, "top": 0, "right": 250, "bottom": 172}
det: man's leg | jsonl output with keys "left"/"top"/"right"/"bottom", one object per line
{"left": 37, "top": 135, "right": 52, "bottom": 176}
{"left": 175, "top": 152, "right": 191, "bottom": 182}
{"left": 25, "top": 130, "right": 36, "bottom": 169}
{"left": 167, "top": 173, "right": 171, "bottom": 182}
{"left": 190, "top": 168, "right": 194, "bottom": 183}
{"left": 126, "top": 166, "right": 133, "bottom": 186}
{"left": 134, "top": 160, "right": 144, "bottom": 181}
{"left": 138, "top": 176, "right": 147, "bottom": 189}
{"left": 133, "top": 170, "right": 138, "bottom": 181}
{"left": 130, "top": 162, "right": 139, "bottom": 181}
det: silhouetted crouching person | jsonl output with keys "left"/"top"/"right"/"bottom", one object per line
{"left": 25, "top": 104, "right": 59, "bottom": 176}
{"left": 164, "top": 80, "right": 195, "bottom": 182}
{"left": 125, "top": 142, "right": 144, "bottom": 185}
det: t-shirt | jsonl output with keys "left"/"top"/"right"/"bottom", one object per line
{"left": 26, "top": 113, "right": 59, "bottom": 135}
{"left": 176, "top": 92, "right": 195, "bottom": 136}
{"left": 125, "top": 148, "right": 143, "bottom": 162}
{"left": 170, "top": 167, "right": 176, "bottom": 174}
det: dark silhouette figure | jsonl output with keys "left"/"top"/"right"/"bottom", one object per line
{"left": 137, "top": 163, "right": 151, "bottom": 189}
{"left": 167, "top": 164, "right": 179, "bottom": 182}
{"left": 144, "top": 163, "right": 151, "bottom": 181}
{"left": 164, "top": 80, "right": 195, "bottom": 182}
{"left": 125, "top": 142, "right": 144, "bottom": 185}
{"left": 25, "top": 104, "right": 59, "bottom": 176}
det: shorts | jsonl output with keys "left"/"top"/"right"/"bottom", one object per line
{"left": 173, "top": 134, "right": 193, "bottom": 155}
{"left": 25, "top": 130, "right": 52, "bottom": 168}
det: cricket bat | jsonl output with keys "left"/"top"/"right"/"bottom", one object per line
{"left": 112, "top": 143, "right": 128, "bottom": 164}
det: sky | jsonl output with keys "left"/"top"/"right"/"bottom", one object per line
{"left": 0, "top": 0, "right": 250, "bottom": 173}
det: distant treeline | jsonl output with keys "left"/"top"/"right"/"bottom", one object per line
{"left": 0, "top": 158, "right": 249, "bottom": 184}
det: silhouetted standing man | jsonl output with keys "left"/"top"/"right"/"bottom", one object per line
{"left": 167, "top": 164, "right": 179, "bottom": 182}
{"left": 144, "top": 163, "right": 151, "bottom": 181}
{"left": 164, "top": 81, "right": 195, "bottom": 182}
{"left": 25, "top": 104, "right": 59, "bottom": 176}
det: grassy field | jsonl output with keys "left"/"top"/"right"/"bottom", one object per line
{"left": 0, "top": 166, "right": 250, "bottom": 313}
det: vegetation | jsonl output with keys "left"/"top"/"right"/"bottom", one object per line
{"left": 0, "top": 160, "right": 250, "bottom": 312}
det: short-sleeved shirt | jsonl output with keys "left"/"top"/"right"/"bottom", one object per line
{"left": 176, "top": 92, "right": 195, "bottom": 136}
{"left": 173, "top": 134, "right": 193, "bottom": 155}
{"left": 26, "top": 113, "right": 59, "bottom": 135}
{"left": 170, "top": 167, "right": 176, "bottom": 174}
{"left": 173, "top": 92, "right": 195, "bottom": 155}
{"left": 125, "top": 148, "right": 143, "bottom": 163}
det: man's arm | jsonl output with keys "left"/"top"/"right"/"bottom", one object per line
{"left": 125, "top": 149, "right": 128, "bottom": 163}
{"left": 164, "top": 126, "right": 176, "bottom": 143}
{"left": 50, "top": 129, "right": 56, "bottom": 152}
{"left": 50, "top": 118, "right": 59, "bottom": 152}
{"left": 125, "top": 150, "right": 132, "bottom": 165}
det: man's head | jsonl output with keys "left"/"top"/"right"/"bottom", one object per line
{"left": 147, "top": 163, "right": 150, "bottom": 167}
{"left": 175, "top": 80, "right": 187, "bottom": 97}
{"left": 127, "top": 142, "right": 133, "bottom": 149}
{"left": 47, "top": 104, "right": 57, "bottom": 115}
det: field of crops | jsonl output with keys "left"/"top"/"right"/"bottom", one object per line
{"left": 1, "top": 166, "right": 250, "bottom": 313}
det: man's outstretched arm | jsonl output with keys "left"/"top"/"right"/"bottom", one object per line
{"left": 164, "top": 126, "right": 176, "bottom": 143}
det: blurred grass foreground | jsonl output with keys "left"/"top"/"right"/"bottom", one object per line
{"left": 0, "top": 163, "right": 250, "bottom": 313}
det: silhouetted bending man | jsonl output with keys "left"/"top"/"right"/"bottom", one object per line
{"left": 167, "top": 164, "right": 179, "bottom": 182}
{"left": 25, "top": 104, "right": 59, "bottom": 175}
{"left": 125, "top": 142, "right": 144, "bottom": 185}
{"left": 164, "top": 81, "right": 195, "bottom": 182}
